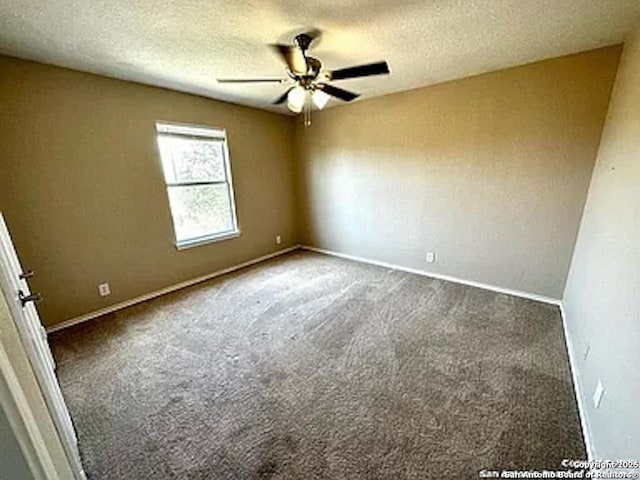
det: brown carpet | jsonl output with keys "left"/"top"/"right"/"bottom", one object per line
{"left": 50, "top": 250, "right": 585, "bottom": 479}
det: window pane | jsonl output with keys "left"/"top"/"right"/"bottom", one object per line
{"left": 159, "top": 135, "right": 226, "bottom": 183}
{"left": 167, "top": 184, "right": 234, "bottom": 242}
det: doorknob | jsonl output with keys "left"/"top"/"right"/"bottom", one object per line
{"left": 19, "top": 290, "right": 43, "bottom": 307}
{"left": 19, "top": 270, "right": 35, "bottom": 280}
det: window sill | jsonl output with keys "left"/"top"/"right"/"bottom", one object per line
{"left": 175, "top": 230, "right": 240, "bottom": 250}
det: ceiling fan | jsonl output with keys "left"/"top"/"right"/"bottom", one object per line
{"left": 217, "top": 31, "right": 390, "bottom": 123}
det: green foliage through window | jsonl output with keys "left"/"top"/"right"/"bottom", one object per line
{"left": 156, "top": 123, "right": 238, "bottom": 245}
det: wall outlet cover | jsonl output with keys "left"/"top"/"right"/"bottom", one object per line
{"left": 426, "top": 252, "right": 435, "bottom": 263}
{"left": 593, "top": 380, "right": 604, "bottom": 409}
{"left": 275, "top": 235, "right": 282, "bottom": 245}
{"left": 583, "top": 344, "right": 591, "bottom": 361}
{"left": 98, "top": 282, "right": 111, "bottom": 297}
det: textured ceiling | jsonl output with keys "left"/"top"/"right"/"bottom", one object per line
{"left": 1, "top": 0, "right": 639, "bottom": 114}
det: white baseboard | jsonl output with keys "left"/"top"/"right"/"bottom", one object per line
{"left": 47, "top": 246, "right": 300, "bottom": 334}
{"left": 301, "top": 245, "right": 561, "bottom": 306}
{"left": 558, "top": 302, "right": 595, "bottom": 461}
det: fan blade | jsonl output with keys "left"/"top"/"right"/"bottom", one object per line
{"left": 273, "top": 87, "right": 293, "bottom": 105}
{"left": 217, "top": 78, "right": 285, "bottom": 83}
{"left": 317, "top": 83, "right": 359, "bottom": 102}
{"left": 329, "top": 61, "right": 390, "bottom": 80}
{"left": 270, "top": 44, "right": 307, "bottom": 74}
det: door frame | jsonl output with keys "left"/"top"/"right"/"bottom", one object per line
{"left": 0, "top": 340, "right": 61, "bottom": 479}
{"left": 0, "top": 212, "right": 85, "bottom": 479}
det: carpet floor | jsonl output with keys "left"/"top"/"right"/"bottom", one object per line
{"left": 50, "top": 250, "right": 585, "bottom": 479}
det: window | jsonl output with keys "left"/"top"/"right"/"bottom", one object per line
{"left": 156, "top": 122, "right": 239, "bottom": 249}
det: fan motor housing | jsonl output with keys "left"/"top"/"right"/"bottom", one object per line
{"left": 287, "top": 56, "right": 322, "bottom": 88}
{"left": 305, "top": 57, "right": 322, "bottom": 79}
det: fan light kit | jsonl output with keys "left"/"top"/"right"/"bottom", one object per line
{"left": 218, "top": 31, "right": 391, "bottom": 126}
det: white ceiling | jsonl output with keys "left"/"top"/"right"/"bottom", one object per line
{"left": 1, "top": 1, "right": 639, "bottom": 114}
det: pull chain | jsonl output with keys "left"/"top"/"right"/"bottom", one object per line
{"left": 304, "top": 93, "right": 311, "bottom": 127}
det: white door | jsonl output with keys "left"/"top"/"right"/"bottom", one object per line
{"left": 0, "top": 213, "right": 85, "bottom": 479}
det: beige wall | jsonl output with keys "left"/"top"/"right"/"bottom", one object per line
{"left": 0, "top": 56, "right": 297, "bottom": 327}
{"left": 0, "top": 46, "right": 624, "bottom": 327}
{"left": 563, "top": 29, "right": 640, "bottom": 458}
{"left": 295, "top": 46, "right": 621, "bottom": 299}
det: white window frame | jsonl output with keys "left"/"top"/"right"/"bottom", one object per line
{"left": 155, "top": 121, "right": 240, "bottom": 250}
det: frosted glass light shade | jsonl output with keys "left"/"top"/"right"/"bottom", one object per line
{"left": 312, "top": 89, "right": 330, "bottom": 109}
{"left": 287, "top": 86, "right": 306, "bottom": 112}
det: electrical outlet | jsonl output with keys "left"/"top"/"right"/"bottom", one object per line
{"left": 593, "top": 380, "right": 604, "bottom": 409}
{"left": 426, "top": 252, "right": 436, "bottom": 263}
{"left": 98, "top": 282, "right": 111, "bottom": 297}
{"left": 275, "top": 235, "right": 282, "bottom": 245}
{"left": 583, "top": 345, "right": 591, "bottom": 361}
